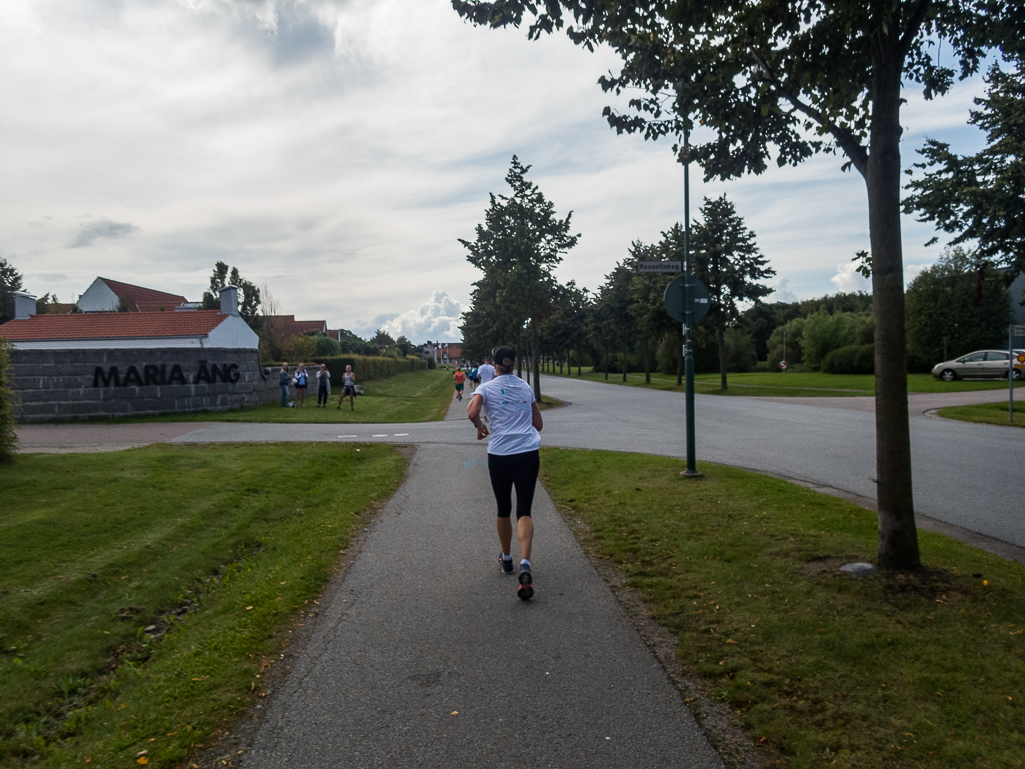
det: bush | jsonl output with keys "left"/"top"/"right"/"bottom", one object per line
{"left": 263, "top": 355, "right": 426, "bottom": 383}
{"left": 802, "top": 309, "right": 860, "bottom": 369}
{"left": 313, "top": 354, "right": 426, "bottom": 383}
{"left": 821, "top": 344, "right": 875, "bottom": 374}
{"left": 0, "top": 341, "right": 16, "bottom": 464}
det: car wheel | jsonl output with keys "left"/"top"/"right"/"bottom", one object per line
{"left": 1013, "top": 369, "right": 1023, "bottom": 381}
{"left": 940, "top": 369, "right": 957, "bottom": 382}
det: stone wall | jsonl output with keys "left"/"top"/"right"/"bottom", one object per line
{"left": 8, "top": 348, "right": 280, "bottom": 422}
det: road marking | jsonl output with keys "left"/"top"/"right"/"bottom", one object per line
{"left": 372, "top": 434, "right": 388, "bottom": 437}
{"left": 337, "top": 435, "right": 358, "bottom": 438}
{"left": 393, "top": 433, "right": 409, "bottom": 436}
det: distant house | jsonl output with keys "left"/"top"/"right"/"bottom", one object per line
{"left": 262, "top": 315, "right": 328, "bottom": 340}
{"left": 77, "top": 277, "right": 188, "bottom": 313}
{"left": 430, "top": 342, "right": 463, "bottom": 365}
{"left": 1, "top": 288, "right": 257, "bottom": 350}
{"left": 0, "top": 287, "right": 275, "bottom": 422}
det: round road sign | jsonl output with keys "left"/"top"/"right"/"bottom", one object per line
{"left": 1017, "top": 353, "right": 1025, "bottom": 364}
{"left": 664, "top": 275, "right": 710, "bottom": 324}
{"left": 780, "top": 361, "right": 788, "bottom": 370}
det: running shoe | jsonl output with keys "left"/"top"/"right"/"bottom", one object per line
{"left": 517, "top": 565, "right": 534, "bottom": 600}
{"left": 499, "top": 553, "right": 514, "bottom": 575}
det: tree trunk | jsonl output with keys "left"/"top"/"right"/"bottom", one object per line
{"left": 867, "top": 42, "right": 920, "bottom": 570}
{"left": 622, "top": 349, "right": 627, "bottom": 381}
{"left": 717, "top": 320, "right": 728, "bottom": 390}
{"left": 644, "top": 339, "right": 651, "bottom": 384}
{"left": 604, "top": 347, "right": 610, "bottom": 380}
{"left": 577, "top": 349, "right": 581, "bottom": 376}
{"left": 532, "top": 319, "right": 542, "bottom": 401}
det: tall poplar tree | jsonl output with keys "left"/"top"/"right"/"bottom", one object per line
{"left": 459, "top": 156, "right": 579, "bottom": 401}
{"left": 453, "top": 0, "right": 1022, "bottom": 570}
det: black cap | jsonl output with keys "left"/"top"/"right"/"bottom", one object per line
{"left": 492, "top": 346, "right": 516, "bottom": 367}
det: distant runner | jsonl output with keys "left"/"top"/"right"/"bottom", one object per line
{"left": 478, "top": 357, "right": 496, "bottom": 385}
{"left": 453, "top": 367, "right": 466, "bottom": 401}
{"left": 467, "top": 345, "right": 543, "bottom": 600}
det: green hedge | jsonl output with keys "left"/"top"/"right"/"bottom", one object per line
{"left": 0, "top": 340, "right": 15, "bottom": 464}
{"left": 264, "top": 355, "right": 427, "bottom": 384}
{"left": 821, "top": 343, "right": 875, "bottom": 375}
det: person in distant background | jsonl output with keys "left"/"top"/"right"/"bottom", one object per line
{"left": 338, "top": 365, "right": 357, "bottom": 411}
{"left": 478, "top": 357, "right": 496, "bottom": 385}
{"left": 453, "top": 366, "right": 466, "bottom": 401}
{"left": 279, "top": 363, "right": 291, "bottom": 407}
{"left": 293, "top": 363, "right": 309, "bottom": 407}
{"left": 316, "top": 364, "right": 331, "bottom": 407}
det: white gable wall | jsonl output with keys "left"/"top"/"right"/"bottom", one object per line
{"left": 77, "top": 279, "right": 120, "bottom": 312}
{"left": 206, "top": 315, "right": 259, "bottom": 349}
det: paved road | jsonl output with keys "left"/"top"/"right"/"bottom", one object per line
{"left": 242, "top": 444, "right": 722, "bottom": 769}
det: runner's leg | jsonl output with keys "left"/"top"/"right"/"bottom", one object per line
{"left": 488, "top": 454, "right": 515, "bottom": 556}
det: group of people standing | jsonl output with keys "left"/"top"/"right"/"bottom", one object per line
{"left": 278, "top": 363, "right": 358, "bottom": 410}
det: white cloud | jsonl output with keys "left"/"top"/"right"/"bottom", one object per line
{"left": 0, "top": 0, "right": 990, "bottom": 322}
{"left": 767, "top": 277, "right": 799, "bottom": 304}
{"left": 830, "top": 261, "right": 872, "bottom": 293}
{"left": 374, "top": 290, "right": 464, "bottom": 344}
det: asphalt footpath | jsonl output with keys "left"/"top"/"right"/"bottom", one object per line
{"left": 241, "top": 439, "right": 723, "bottom": 769}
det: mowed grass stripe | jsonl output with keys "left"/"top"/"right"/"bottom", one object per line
{"left": 0, "top": 443, "right": 405, "bottom": 768}
{"left": 539, "top": 448, "right": 1025, "bottom": 768}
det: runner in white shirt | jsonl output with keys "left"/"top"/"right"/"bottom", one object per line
{"left": 467, "top": 346, "right": 543, "bottom": 600}
{"left": 477, "top": 358, "right": 496, "bottom": 385}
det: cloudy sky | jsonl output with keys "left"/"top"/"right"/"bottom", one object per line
{"left": 1, "top": 0, "right": 991, "bottom": 342}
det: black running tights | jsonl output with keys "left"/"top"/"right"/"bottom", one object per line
{"left": 487, "top": 449, "right": 540, "bottom": 520}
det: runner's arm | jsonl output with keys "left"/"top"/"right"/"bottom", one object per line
{"left": 531, "top": 402, "right": 543, "bottom": 432}
{"left": 467, "top": 394, "right": 489, "bottom": 440}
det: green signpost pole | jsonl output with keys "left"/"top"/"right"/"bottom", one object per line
{"left": 682, "top": 128, "right": 701, "bottom": 478}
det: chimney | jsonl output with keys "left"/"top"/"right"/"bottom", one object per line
{"left": 14, "top": 291, "right": 36, "bottom": 320}
{"left": 218, "top": 285, "right": 239, "bottom": 316}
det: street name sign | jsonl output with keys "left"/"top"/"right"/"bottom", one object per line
{"left": 637, "top": 261, "right": 682, "bottom": 274}
{"left": 664, "top": 275, "right": 710, "bottom": 324}
{"left": 1014, "top": 325, "right": 1025, "bottom": 338}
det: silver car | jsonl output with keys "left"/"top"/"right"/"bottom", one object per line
{"left": 932, "top": 349, "right": 1025, "bottom": 381}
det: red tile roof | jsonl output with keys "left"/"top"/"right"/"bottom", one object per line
{"left": 0, "top": 310, "right": 226, "bottom": 341}
{"left": 100, "top": 278, "right": 187, "bottom": 312}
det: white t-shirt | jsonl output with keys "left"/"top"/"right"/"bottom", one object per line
{"left": 476, "top": 375, "right": 540, "bottom": 456}
{"left": 478, "top": 363, "right": 496, "bottom": 384}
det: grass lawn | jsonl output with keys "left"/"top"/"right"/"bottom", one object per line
{"left": 536, "top": 394, "right": 566, "bottom": 411}
{"left": 56, "top": 369, "right": 454, "bottom": 425}
{"left": 938, "top": 399, "right": 1025, "bottom": 428}
{"left": 0, "top": 443, "right": 406, "bottom": 768}
{"left": 540, "top": 448, "right": 1025, "bottom": 768}
{"left": 552, "top": 369, "right": 1022, "bottom": 397}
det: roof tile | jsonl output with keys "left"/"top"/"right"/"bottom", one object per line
{"left": 0, "top": 310, "right": 227, "bottom": 341}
